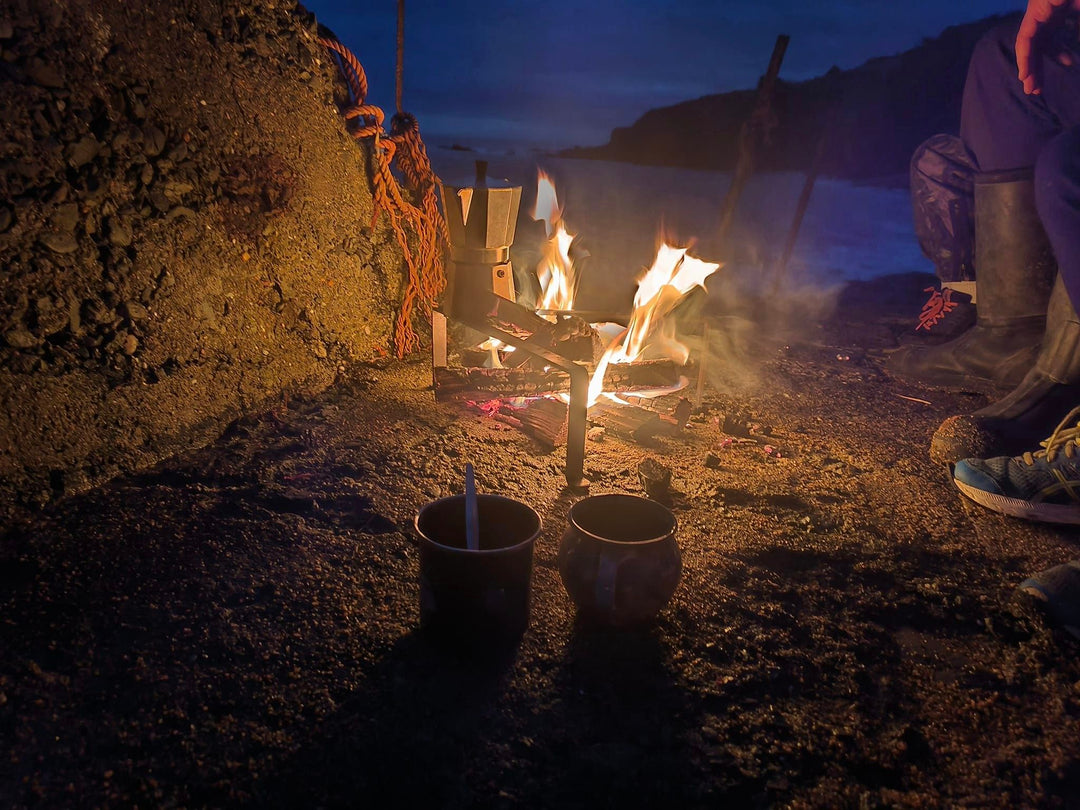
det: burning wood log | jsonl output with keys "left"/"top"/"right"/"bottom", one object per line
{"left": 503, "top": 314, "right": 601, "bottom": 368}
{"left": 589, "top": 402, "right": 670, "bottom": 443}
{"left": 493, "top": 398, "right": 568, "bottom": 448}
{"left": 434, "top": 359, "right": 693, "bottom": 402}
{"left": 617, "top": 395, "right": 694, "bottom": 429}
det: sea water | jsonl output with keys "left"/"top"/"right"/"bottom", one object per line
{"left": 426, "top": 139, "right": 933, "bottom": 310}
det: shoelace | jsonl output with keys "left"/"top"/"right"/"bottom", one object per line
{"left": 916, "top": 286, "right": 958, "bottom": 332}
{"left": 1021, "top": 405, "right": 1080, "bottom": 466}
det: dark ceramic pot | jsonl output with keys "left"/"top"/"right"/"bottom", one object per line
{"left": 558, "top": 494, "right": 680, "bottom": 626}
{"left": 415, "top": 494, "right": 541, "bottom": 644}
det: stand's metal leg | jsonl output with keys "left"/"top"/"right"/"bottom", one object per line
{"left": 454, "top": 293, "right": 592, "bottom": 490}
{"left": 564, "top": 362, "right": 589, "bottom": 489}
{"left": 432, "top": 310, "right": 447, "bottom": 368}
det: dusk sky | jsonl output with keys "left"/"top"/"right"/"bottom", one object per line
{"left": 304, "top": 1, "right": 1023, "bottom": 148}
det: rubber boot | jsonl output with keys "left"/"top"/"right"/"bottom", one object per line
{"left": 931, "top": 274, "right": 1080, "bottom": 464}
{"left": 889, "top": 169, "right": 1056, "bottom": 389}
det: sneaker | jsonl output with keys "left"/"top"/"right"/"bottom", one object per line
{"left": 952, "top": 406, "right": 1080, "bottom": 524}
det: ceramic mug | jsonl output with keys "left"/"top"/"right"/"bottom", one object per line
{"left": 558, "top": 494, "right": 681, "bottom": 626}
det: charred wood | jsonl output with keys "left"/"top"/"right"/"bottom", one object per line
{"left": 434, "top": 360, "right": 692, "bottom": 402}
{"left": 494, "top": 398, "right": 569, "bottom": 448}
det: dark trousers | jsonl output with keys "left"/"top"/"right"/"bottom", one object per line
{"left": 925, "top": 17, "right": 1080, "bottom": 305}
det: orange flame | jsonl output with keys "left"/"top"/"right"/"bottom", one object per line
{"left": 588, "top": 243, "right": 720, "bottom": 405}
{"left": 530, "top": 174, "right": 721, "bottom": 408}
{"left": 533, "top": 171, "right": 578, "bottom": 315}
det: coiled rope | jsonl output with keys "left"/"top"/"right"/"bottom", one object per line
{"left": 319, "top": 8, "right": 447, "bottom": 358}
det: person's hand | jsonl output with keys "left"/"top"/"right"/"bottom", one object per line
{"left": 1016, "top": 0, "right": 1080, "bottom": 94}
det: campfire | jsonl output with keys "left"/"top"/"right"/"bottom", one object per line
{"left": 432, "top": 162, "right": 720, "bottom": 487}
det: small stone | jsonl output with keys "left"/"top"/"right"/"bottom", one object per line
{"left": 105, "top": 331, "right": 128, "bottom": 354}
{"left": 66, "top": 136, "right": 100, "bottom": 168}
{"left": 166, "top": 142, "right": 188, "bottom": 162}
{"left": 313, "top": 341, "right": 327, "bottom": 359}
{"left": 4, "top": 328, "right": 38, "bottom": 349}
{"left": 84, "top": 299, "right": 115, "bottom": 325}
{"left": 704, "top": 452, "right": 721, "bottom": 469}
{"left": 107, "top": 217, "right": 132, "bottom": 247}
{"left": 149, "top": 189, "right": 170, "bottom": 212}
{"left": 0, "top": 206, "right": 11, "bottom": 232}
{"left": 68, "top": 298, "right": 82, "bottom": 334}
{"left": 40, "top": 231, "right": 78, "bottom": 254}
{"left": 638, "top": 456, "right": 673, "bottom": 503}
{"left": 140, "top": 163, "right": 154, "bottom": 185}
{"left": 164, "top": 206, "right": 195, "bottom": 222}
{"left": 26, "top": 58, "right": 64, "bottom": 88}
{"left": 122, "top": 334, "right": 138, "bottom": 355}
{"left": 128, "top": 95, "right": 146, "bottom": 120}
{"left": 36, "top": 298, "right": 67, "bottom": 336}
{"left": 52, "top": 202, "right": 79, "bottom": 232}
{"left": 123, "top": 301, "right": 148, "bottom": 321}
{"left": 163, "top": 180, "right": 194, "bottom": 201}
{"left": 142, "top": 125, "right": 166, "bottom": 157}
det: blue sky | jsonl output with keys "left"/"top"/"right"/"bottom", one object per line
{"left": 304, "top": 1, "right": 1022, "bottom": 148}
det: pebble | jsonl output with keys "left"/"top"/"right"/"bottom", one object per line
{"left": 164, "top": 206, "right": 195, "bottom": 222}
{"left": 142, "top": 125, "right": 166, "bottom": 157}
{"left": 124, "top": 301, "right": 149, "bottom": 321}
{"left": 107, "top": 217, "right": 133, "bottom": 247}
{"left": 36, "top": 298, "right": 68, "bottom": 336}
{"left": 4, "top": 328, "right": 38, "bottom": 349}
{"left": 85, "top": 299, "right": 115, "bottom": 325}
{"left": 167, "top": 142, "right": 188, "bottom": 162}
{"left": 163, "top": 180, "right": 194, "bottom": 201}
{"left": 66, "top": 136, "right": 100, "bottom": 168}
{"left": 0, "top": 206, "right": 11, "bottom": 232}
{"left": 52, "top": 202, "right": 80, "bottom": 232}
{"left": 637, "top": 456, "right": 672, "bottom": 501}
{"left": 40, "top": 231, "right": 78, "bottom": 254}
{"left": 122, "top": 334, "right": 139, "bottom": 355}
{"left": 26, "top": 58, "right": 64, "bottom": 88}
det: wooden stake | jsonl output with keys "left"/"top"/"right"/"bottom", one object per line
{"left": 772, "top": 106, "right": 836, "bottom": 294}
{"left": 716, "top": 34, "right": 790, "bottom": 248}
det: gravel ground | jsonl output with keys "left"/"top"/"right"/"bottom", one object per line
{"left": 2, "top": 273, "right": 1080, "bottom": 808}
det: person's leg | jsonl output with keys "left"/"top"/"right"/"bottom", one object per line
{"left": 1035, "top": 127, "right": 1080, "bottom": 309}
{"left": 960, "top": 18, "right": 1080, "bottom": 172}
{"left": 927, "top": 24, "right": 1080, "bottom": 464}
{"left": 910, "top": 134, "right": 977, "bottom": 288}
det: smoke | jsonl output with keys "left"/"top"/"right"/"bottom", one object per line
{"left": 684, "top": 251, "right": 845, "bottom": 398}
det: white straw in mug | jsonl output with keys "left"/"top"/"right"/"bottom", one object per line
{"left": 465, "top": 463, "right": 480, "bottom": 551}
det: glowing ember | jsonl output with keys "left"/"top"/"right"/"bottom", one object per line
{"left": 533, "top": 171, "right": 578, "bottom": 315}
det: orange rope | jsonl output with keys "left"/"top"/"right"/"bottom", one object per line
{"left": 319, "top": 35, "right": 447, "bottom": 358}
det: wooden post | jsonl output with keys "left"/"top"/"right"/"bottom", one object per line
{"left": 716, "top": 34, "right": 790, "bottom": 248}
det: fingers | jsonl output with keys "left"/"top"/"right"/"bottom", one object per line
{"left": 1015, "top": 0, "right": 1072, "bottom": 94}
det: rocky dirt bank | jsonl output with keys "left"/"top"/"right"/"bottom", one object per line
{"left": 0, "top": 0, "right": 405, "bottom": 517}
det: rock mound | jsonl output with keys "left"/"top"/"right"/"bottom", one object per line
{"left": 0, "top": 0, "right": 407, "bottom": 513}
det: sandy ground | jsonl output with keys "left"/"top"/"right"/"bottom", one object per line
{"left": 3, "top": 269, "right": 1080, "bottom": 808}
